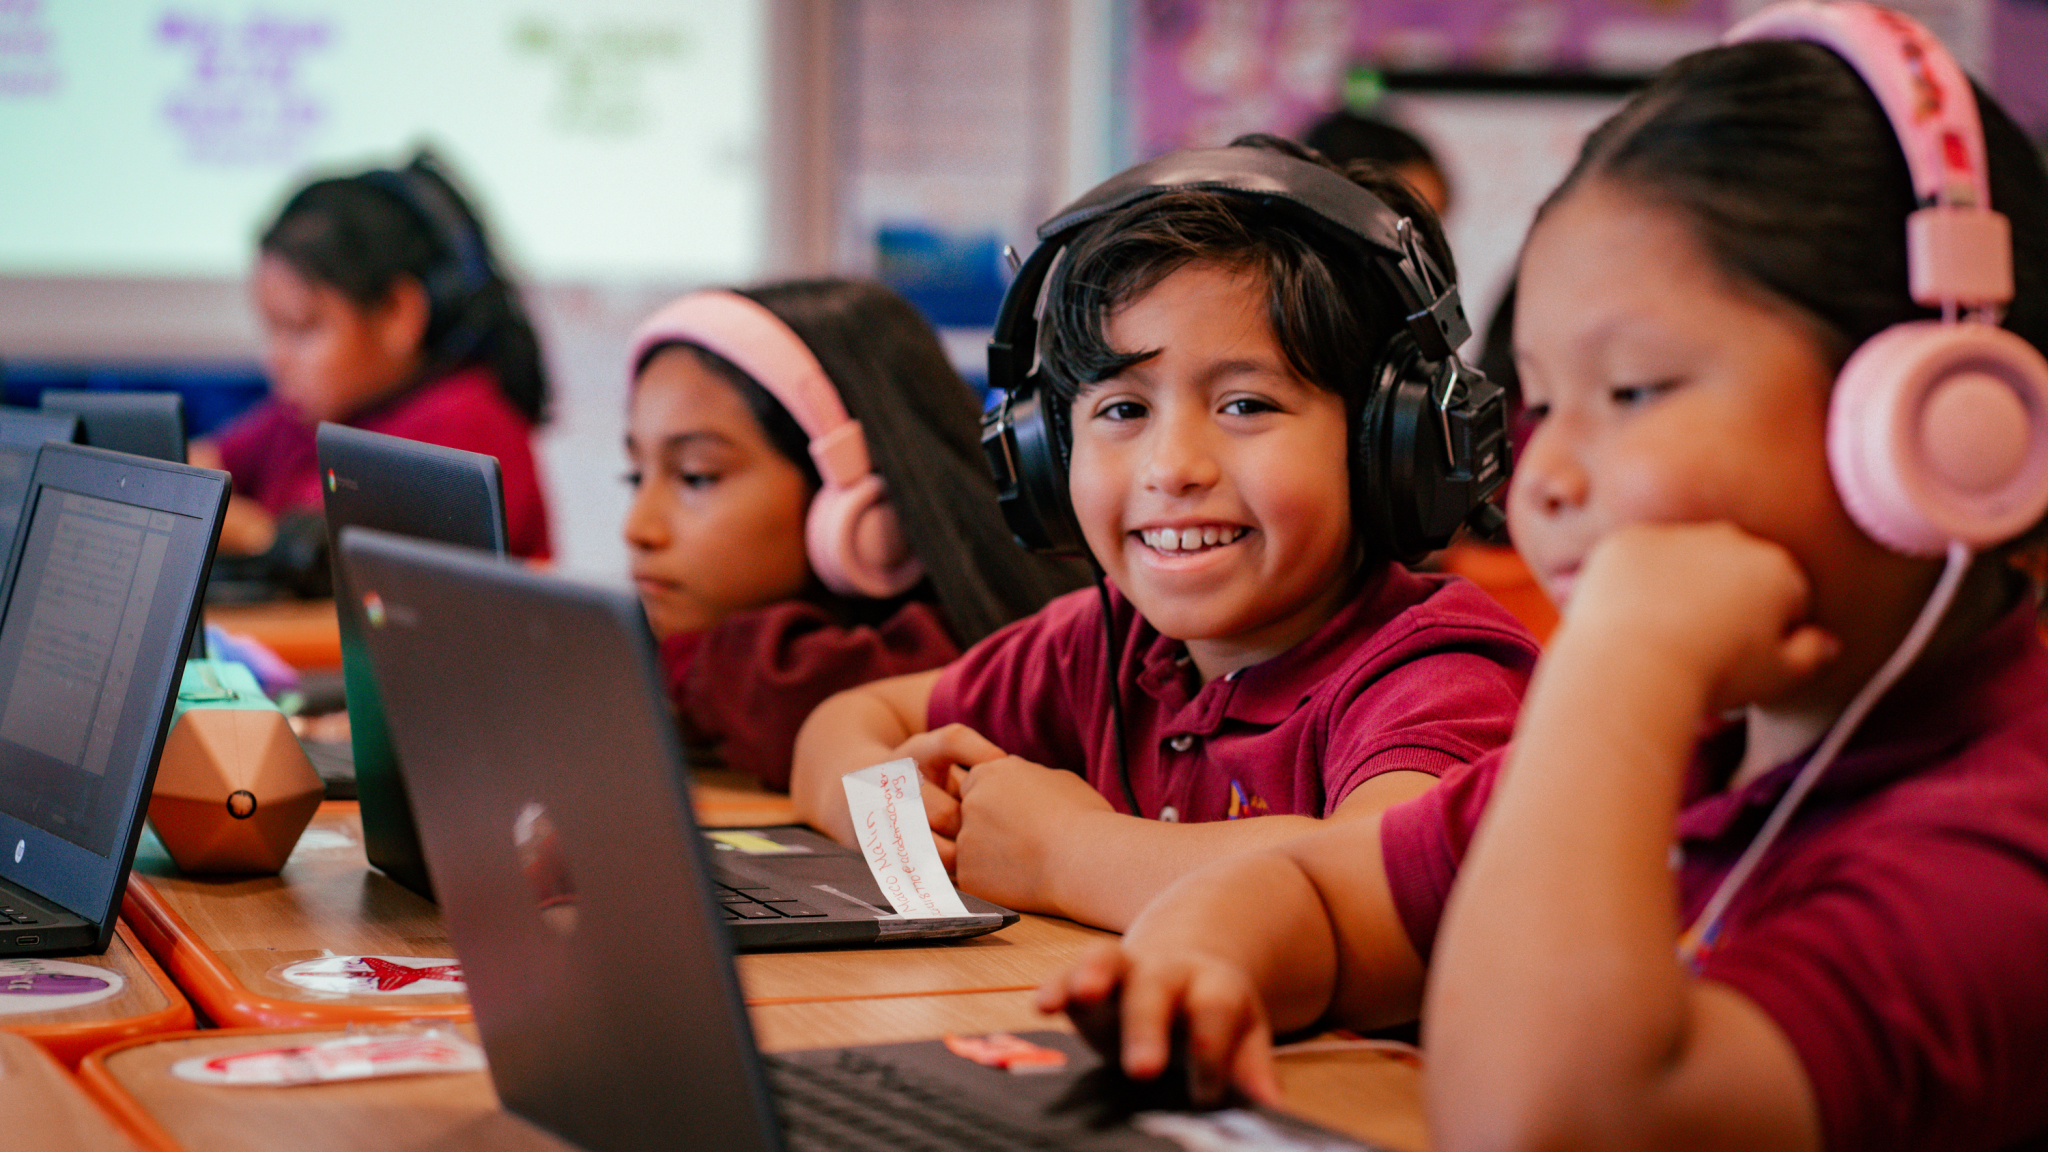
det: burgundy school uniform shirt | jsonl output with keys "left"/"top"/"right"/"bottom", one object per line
{"left": 927, "top": 565, "right": 1538, "bottom": 822}
{"left": 216, "top": 364, "right": 553, "bottom": 560}
{"left": 1381, "top": 600, "right": 2048, "bottom": 1152}
{"left": 661, "top": 598, "right": 960, "bottom": 792}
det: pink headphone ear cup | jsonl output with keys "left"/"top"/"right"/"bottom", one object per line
{"left": 1829, "top": 321, "right": 2048, "bottom": 555}
{"left": 805, "top": 473, "right": 924, "bottom": 599}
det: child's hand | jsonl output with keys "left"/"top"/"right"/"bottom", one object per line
{"left": 887, "top": 724, "right": 1007, "bottom": 867}
{"left": 953, "top": 757, "right": 1114, "bottom": 911}
{"left": 1570, "top": 521, "right": 1839, "bottom": 712}
{"left": 1035, "top": 940, "right": 1283, "bottom": 1108}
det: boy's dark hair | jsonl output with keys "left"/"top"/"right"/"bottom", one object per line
{"left": 1542, "top": 39, "right": 2048, "bottom": 551}
{"left": 260, "top": 155, "right": 551, "bottom": 425}
{"left": 642, "top": 279, "right": 1086, "bottom": 645}
{"left": 1039, "top": 133, "right": 1457, "bottom": 445}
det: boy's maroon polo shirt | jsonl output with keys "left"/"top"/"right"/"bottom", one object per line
{"left": 1382, "top": 602, "right": 2048, "bottom": 1152}
{"left": 928, "top": 564, "right": 1537, "bottom": 822}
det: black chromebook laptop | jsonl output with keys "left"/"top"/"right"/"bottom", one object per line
{"left": 38, "top": 390, "right": 186, "bottom": 463}
{"left": 339, "top": 528, "right": 1015, "bottom": 950}
{"left": 0, "top": 444, "right": 228, "bottom": 954}
{"left": 0, "top": 408, "right": 80, "bottom": 574}
{"left": 317, "top": 422, "right": 509, "bottom": 901}
{"left": 339, "top": 529, "right": 1377, "bottom": 1152}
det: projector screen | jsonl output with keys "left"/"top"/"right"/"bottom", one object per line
{"left": 0, "top": 0, "right": 766, "bottom": 284}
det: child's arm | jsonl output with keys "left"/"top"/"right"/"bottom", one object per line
{"left": 788, "top": 668, "right": 1005, "bottom": 857}
{"left": 1035, "top": 808, "right": 1428, "bottom": 1103}
{"left": 953, "top": 763, "right": 1434, "bottom": 930}
{"left": 1425, "top": 522, "right": 1831, "bottom": 1152}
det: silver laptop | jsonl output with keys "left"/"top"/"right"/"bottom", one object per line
{"left": 339, "top": 527, "right": 1378, "bottom": 1151}
{"left": 339, "top": 528, "right": 1014, "bottom": 949}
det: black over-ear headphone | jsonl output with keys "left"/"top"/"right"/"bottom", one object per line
{"left": 982, "top": 146, "right": 1510, "bottom": 563}
{"left": 358, "top": 156, "right": 497, "bottom": 362}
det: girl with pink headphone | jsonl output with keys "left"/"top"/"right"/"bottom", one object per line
{"left": 1036, "top": 5, "right": 2048, "bottom": 1149}
{"left": 623, "top": 279, "right": 1082, "bottom": 790}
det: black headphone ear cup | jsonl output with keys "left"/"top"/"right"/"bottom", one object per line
{"left": 984, "top": 382, "right": 1090, "bottom": 556}
{"left": 1354, "top": 332, "right": 1434, "bottom": 563}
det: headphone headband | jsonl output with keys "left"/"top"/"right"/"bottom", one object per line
{"left": 1725, "top": 1, "right": 2010, "bottom": 309}
{"left": 629, "top": 291, "right": 871, "bottom": 488}
{"left": 1036, "top": 147, "right": 1470, "bottom": 358}
{"left": 358, "top": 163, "right": 494, "bottom": 305}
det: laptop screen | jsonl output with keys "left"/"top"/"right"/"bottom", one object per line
{"left": 0, "top": 447, "right": 224, "bottom": 934}
{"left": 0, "top": 489, "right": 199, "bottom": 856}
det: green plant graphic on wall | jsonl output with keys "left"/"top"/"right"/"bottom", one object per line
{"left": 511, "top": 16, "right": 686, "bottom": 136}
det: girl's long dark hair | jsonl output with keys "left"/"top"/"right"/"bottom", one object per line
{"left": 260, "top": 152, "right": 550, "bottom": 424}
{"left": 647, "top": 279, "right": 1087, "bottom": 645}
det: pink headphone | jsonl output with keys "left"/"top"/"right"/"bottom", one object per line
{"left": 628, "top": 291, "right": 924, "bottom": 599}
{"left": 1726, "top": 1, "right": 2048, "bottom": 556}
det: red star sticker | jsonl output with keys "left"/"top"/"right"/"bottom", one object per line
{"left": 343, "top": 957, "right": 463, "bottom": 992}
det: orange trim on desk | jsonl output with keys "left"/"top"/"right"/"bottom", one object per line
{"left": 78, "top": 1026, "right": 332, "bottom": 1152}
{"left": 8, "top": 921, "right": 197, "bottom": 1070}
{"left": 120, "top": 876, "right": 470, "bottom": 1031}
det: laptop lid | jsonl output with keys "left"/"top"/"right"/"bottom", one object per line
{"left": 37, "top": 391, "right": 186, "bottom": 463}
{"left": 317, "top": 423, "right": 508, "bottom": 901}
{"left": 0, "top": 409, "right": 80, "bottom": 575}
{"left": 340, "top": 528, "right": 782, "bottom": 1151}
{"left": 0, "top": 444, "right": 228, "bottom": 954}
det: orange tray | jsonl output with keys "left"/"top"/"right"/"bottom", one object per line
{"left": 4, "top": 921, "right": 196, "bottom": 1069}
{"left": 120, "top": 876, "right": 469, "bottom": 1031}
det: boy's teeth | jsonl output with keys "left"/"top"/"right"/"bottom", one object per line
{"left": 1144, "top": 526, "right": 1244, "bottom": 552}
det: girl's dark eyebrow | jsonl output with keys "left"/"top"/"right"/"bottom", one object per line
{"left": 624, "top": 429, "right": 739, "bottom": 456}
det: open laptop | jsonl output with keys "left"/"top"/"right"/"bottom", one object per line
{"left": 340, "top": 528, "right": 1015, "bottom": 950}
{"left": 341, "top": 528, "right": 1374, "bottom": 1151}
{"left": 0, "top": 409, "right": 80, "bottom": 573}
{"left": 38, "top": 390, "right": 186, "bottom": 463}
{"left": 317, "top": 423, "right": 509, "bottom": 901}
{"left": 0, "top": 444, "right": 228, "bottom": 954}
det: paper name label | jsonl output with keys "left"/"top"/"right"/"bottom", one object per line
{"left": 171, "top": 1030, "right": 485, "bottom": 1087}
{"left": 841, "top": 757, "right": 970, "bottom": 919}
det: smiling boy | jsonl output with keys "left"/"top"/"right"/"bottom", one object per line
{"left": 789, "top": 138, "right": 1538, "bottom": 930}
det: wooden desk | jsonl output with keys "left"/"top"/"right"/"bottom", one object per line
{"left": 123, "top": 804, "right": 467, "bottom": 1030}
{"left": 81, "top": 994, "right": 1427, "bottom": 1152}
{"left": 2, "top": 1032, "right": 141, "bottom": 1152}
{"left": 205, "top": 600, "right": 343, "bottom": 672}
{"left": 125, "top": 798, "right": 1118, "bottom": 1025}
{"left": 2, "top": 922, "right": 195, "bottom": 1069}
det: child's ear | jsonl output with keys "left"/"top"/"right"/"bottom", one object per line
{"left": 372, "top": 274, "right": 432, "bottom": 363}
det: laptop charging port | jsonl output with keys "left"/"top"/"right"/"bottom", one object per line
{"left": 13, "top": 935, "right": 37, "bottom": 946}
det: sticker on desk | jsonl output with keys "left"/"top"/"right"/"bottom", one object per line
{"left": 841, "top": 757, "right": 969, "bottom": 919}
{"left": 705, "top": 830, "right": 810, "bottom": 855}
{"left": 171, "top": 1029, "right": 485, "bottom": 1087}
{"left": 0, "top": 958, "right": 124, "bottom": 1014}
{"left": 272, "top": 955, "right": 466, "bottom": 996}
{"left": 1136, "top": 1109, "right": 1367, "bottom": 1151}
{"left": 943, "top": 1033, "right": 1068, "bottom": 1073}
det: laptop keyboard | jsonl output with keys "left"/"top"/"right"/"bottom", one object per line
{"left": 767, "top": 1051, "right": 1067, "bottom": 1152}
{"left": 718, "top": 882, "right": 829, "bottom": 921}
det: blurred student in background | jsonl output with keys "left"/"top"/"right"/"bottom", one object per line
{"left": 194, "top": 152, "right": 552, "bottom": 560}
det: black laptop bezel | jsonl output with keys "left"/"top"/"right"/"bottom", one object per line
{"left": 0, "top": 444, "right": 227, "bottom": 952}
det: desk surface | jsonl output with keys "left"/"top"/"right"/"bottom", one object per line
{"left": 2, "top": 922, "right": 194, "bottom": 1068}
{"left": 85, "top": 995, "right": 1428, "bottom": 1152}
{"left": 125, "top": 795, "right": 1117, "bottom": 1027}
{"left": 2, "top": 1031, "right": 141, "bottom": 1152}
